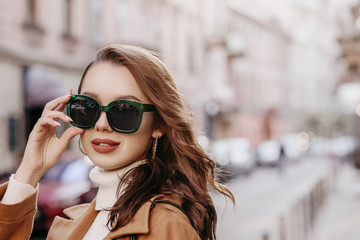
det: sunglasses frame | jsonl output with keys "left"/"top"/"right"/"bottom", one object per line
{"left": 67, "top": 94, "right": 156, "bottom": 133}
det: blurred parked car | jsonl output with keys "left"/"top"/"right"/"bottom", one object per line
{"left": 255, "top": 140, "right": 282, "bottom": 166}
{"left": 212, "top": 139, "right": 231, "bottom": 167}
{"left": 33, "top": 154, "right": 96, "bottom": 233}
{"left": 331, "top": 135, "right": 358, "bottom": 159}
{"left": 211, "top": 138, "right": 255, "bottom": 179}
{"left": 309, "top": 137, "right": 331, "bottom": 156}
{"left": 309, "top": 135, "right": 358, "bottom": 159}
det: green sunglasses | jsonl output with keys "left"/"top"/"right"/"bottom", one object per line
{"left": 67, "top": 94, "right": 156, "bottom": 133}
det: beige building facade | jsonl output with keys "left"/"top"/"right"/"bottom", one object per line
{"left": 202, "top": 0, "right": 351, "bottom": 146}
{"left": 1, "top": 0, "right": 351, "bottom": 174}
{"left": 203, "top": 0, "right": 291, "bottom": 145}
{"left": 0, "top": 0, "right": 204, "bottom": 174}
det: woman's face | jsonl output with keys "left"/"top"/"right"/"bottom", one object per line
{"left": 79, "top": 61, "right": 156, "bottom": 170}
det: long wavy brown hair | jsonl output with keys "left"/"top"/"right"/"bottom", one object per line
{"left": 78, "top": 44, "right": 234, "bottom": 240}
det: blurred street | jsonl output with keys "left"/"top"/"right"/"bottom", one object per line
{"left": 213, "top": 156, "right": 338, "bottom": 240}
{"left": 30, "top": 156, "right": 360, "bottom": 240}
{"left": 313, "top": 162, "right": 360, "bottom": 240}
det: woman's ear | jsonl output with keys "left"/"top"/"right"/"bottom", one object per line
{"left": 152, "top": 129, "right": 163, "bottom": 138}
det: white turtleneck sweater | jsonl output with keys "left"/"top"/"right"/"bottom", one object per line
{"left": 83, "top": 160, "right": 145, "bottom": 240}
{"left": 1, "top": 160, "right": 146, "bottom": 240}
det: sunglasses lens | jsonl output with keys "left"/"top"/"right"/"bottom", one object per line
{"left": 109, "top": 103, "right": 140, "bottom": 131}
{"left": 69, "top": 99, "right": 98, "bottom": 128}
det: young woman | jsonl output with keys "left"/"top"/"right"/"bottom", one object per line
{"left": 0, "top": 44, "right": 234, "bottom": 240}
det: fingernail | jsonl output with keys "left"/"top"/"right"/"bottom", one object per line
{"left": 54, "top": 121, "right": 61, "bottom": 126}
{"left": 66, "top": 115, "right": 73, "bottom": 122}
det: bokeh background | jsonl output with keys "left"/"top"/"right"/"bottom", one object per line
{"left": 2, "top": 0, "right": 360, "bottom": 239}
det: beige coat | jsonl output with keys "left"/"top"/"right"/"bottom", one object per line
{"left": 0, "top": 183, "right": 200, "bottom": 240}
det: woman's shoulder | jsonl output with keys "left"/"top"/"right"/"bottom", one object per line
{"left": 109, "top": 193, "right": 200, "bottom": 240}
{"left": 145, "top": 194, "right": 200, "bottom": 239}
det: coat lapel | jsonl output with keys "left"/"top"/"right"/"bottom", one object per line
{"left": 47, "top": 200, "right": 98, "bottom": 240}
{"left": 106, "top": 200, "right": 152, "bottom": 239}
{"left": 106, "top": 194, "right": 183, "bottom": 239}
{"left": 48, "top": 194, "right": 184, "bottom": 240}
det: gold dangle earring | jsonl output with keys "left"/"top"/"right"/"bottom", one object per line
{"left": 151, "top": 135, "right": 159, "bottom": 161}
{"left": 78, "top": 138, "right": 87, "bottom": 156}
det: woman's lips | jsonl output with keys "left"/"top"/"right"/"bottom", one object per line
{"left": 91, "top": 138, "right": 120, "bottom": 153}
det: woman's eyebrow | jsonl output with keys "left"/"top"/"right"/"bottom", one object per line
{"left": 116, "top": 95, "right": 142, "bottom": 102}
{"left": 82, "top": 91, "right": 99, "bottom": 99}
{"left": 81, "top": 91, "right": 142, "bottom": 103}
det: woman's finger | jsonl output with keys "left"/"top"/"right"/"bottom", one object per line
{"left": 58, "top": 127, "right": 84, "bottom": 150}
{"left": 43, "top": 91, "right": 72, "bottom": 113}
{"left": 54, "top": 103, "right": 66, "bottom": 112}
{"left": 43, "top": 111, "right": 73, "bottom": 123}
{"left": 36, "top": 117, "right": 61, "bottom": 129}
{"left": 29, "top": 117, "right": 59, "bottom": 139}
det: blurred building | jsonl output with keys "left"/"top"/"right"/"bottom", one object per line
{"left": 0, "top": 0, "right": 204, "bottom": 174}
{"left": 285, "top": 0, "right": 346, "bottom": 138}
{"left": 337, "top": 1, "right": 360, "bottom": 139}
{"left": 203, "top": 0, "right": 353, "bottom": 146}
{"left": 203, "top": 0, "right": 290, "bottom": 145}
{"left": 0, "top": 0, "right": 91, "bottom": 174}
{"left": 0, "top": 0, "right": 355, "bottom": 174}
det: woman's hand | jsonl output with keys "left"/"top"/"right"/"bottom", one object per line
{"left": 15, "top": 91, "right": 84, "bottom": 187}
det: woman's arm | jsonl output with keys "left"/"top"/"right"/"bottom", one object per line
{"left": 1, "top": 175, "right": 37, "bottom": 204}
{"left": 0, "top": 181, "right": 38, "bottom": 240}
{"left": 15, "top": 90, "right": 84, "bottom": 187}
{"left": 0, "top": 91, "right": 84, "bottom": 239}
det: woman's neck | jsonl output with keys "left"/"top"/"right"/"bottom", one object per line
{"left": 89, "top": 160, "right": 146, "bottom": 211}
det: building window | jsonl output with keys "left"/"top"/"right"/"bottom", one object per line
{"left": 62, "top": 0, "right": 76, "bottom": 45}
{"left": 22, "top": 0, "right": 44, "bottom": 36}
{"left": 137, "top": 4, "right": 147, "bottom": 41}
{"left": 91, "top": 0, "right": 102, "bottom": 45}
{"left": 188, "top": 39, "right": 195, "bottom": 74}
{"left": 25, "top": 0, "right": 37, "bottom": 26}
{"left": 152, "top": 3, "right": 162, "bottom": 49}
{"left": 64, "top": 0, "right": 72, "bottom": 36}
{"left": 116, "top": 0, "right": 128, "bottom": 41}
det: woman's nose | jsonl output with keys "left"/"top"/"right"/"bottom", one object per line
{"left": 95, "top": 112, "right": 113, "bottom": 132}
